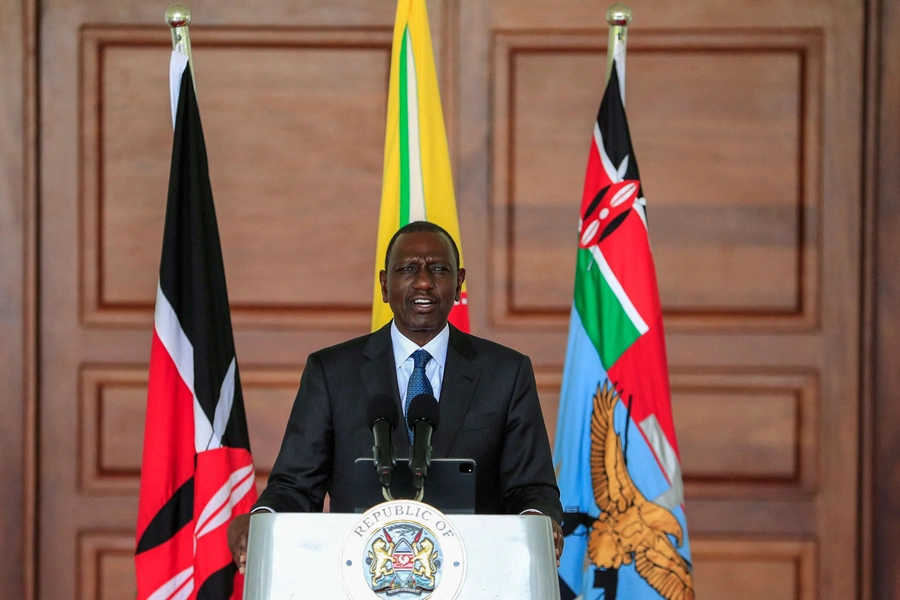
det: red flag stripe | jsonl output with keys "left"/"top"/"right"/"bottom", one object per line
{"left": 136, "top": 331, "right": 195, "bottom": 539}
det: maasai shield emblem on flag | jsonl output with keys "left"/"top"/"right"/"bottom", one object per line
{"left": 554, "top": 61, "right": 695, "bottom": 600}
{"left": 135, "top": 50, "right": 258, "bottom": 600}
{"left": 371, "top": 0, "right": 469, "bottom": 332}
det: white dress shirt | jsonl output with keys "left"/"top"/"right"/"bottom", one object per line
{"left": 391, "top": 321, "right": 449, "bottom": 418}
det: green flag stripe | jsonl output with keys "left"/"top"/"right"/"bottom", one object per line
{"left": 398, "top": 25, "right": 411, "bottom": 226}
{"left": 574, "top": 248, "right": 641, "bottom": 368}
{"left": 590, "top": 245, "right": 649, "bottom": 335}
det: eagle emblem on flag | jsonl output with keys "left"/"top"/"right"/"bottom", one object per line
{"left": 588, "top": 382, "right": 694, "bottom": 600}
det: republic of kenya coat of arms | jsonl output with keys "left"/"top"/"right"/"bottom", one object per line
{"left": 341, "top": 500, "right": 466, "bottom": 600}
{"left": 367, "top": 523, "right": 439, "bottom": 593}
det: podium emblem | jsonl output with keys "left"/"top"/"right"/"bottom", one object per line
{"left": 341, "top": 500, "right": 466, "bottom": 599}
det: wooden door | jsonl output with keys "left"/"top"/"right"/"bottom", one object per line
{"left": 35, "top": 0, "right": 863, "bottom": 598}
{"left": 461, "top": 1, "right": 862, "bottom": 599}
{"left": 38, "top": 1, "right": 455, "bottom": 597}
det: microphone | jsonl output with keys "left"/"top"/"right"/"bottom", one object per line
{"left": 407, "top": 394, "right": 440, "bottom": 493}
{"left": 367, "top": 393, "right": 399, "bottom": 488}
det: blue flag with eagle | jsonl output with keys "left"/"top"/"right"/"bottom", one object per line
{"left": 554, "top": 60, "right": 695, "bottom": 600}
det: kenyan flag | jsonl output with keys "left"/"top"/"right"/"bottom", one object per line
{"left": 134, "top": 51, "right": 258, "bottom": 600}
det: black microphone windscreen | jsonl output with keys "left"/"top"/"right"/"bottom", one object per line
{"left": 407, "top": 394, "right": 440, "bottom": 431}
{"left": 367, "top": 393, "right": 399, "bottom": 428}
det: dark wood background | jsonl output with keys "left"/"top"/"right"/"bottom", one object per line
{"left": 0, "top": 0, "right": 897, "bottom": 598}
{"left": 870, "top": 0, "right": 900, "bottom": 596}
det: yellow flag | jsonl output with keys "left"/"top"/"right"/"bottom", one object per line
{"left": 371, "top": 0, "right": 469, "bottom": 332}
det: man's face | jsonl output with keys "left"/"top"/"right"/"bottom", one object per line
{"left": 380, "top": 231, "right": 465, "bottom": 345}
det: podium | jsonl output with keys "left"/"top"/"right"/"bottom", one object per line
{"left": 243, "top": 500, "right": 561, "bottom": 599}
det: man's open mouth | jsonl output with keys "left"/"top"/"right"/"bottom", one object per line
{"left": 411, "top": 298, "right": 437, "bottom": 309}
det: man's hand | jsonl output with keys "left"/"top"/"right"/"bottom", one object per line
{"left": 522, "top": 510, "right": 564, "bottom": 566}
{"left": 550, "top": 518, "right": 564, "bottom": 566}
{"left": 227, "top": 513, "right": 252, "bottom": 574}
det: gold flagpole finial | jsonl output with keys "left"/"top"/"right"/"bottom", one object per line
{"left": 165, "top": 4, "right": 191, "bottom": 28}
{"left": 605, "top": 3, "right": 632, "bottom": 103}
{"left": 166, "top": 5, "right": 197, "bottom": 93}
{"left": 606, "top": 3, "right": 632, "bottom": 27}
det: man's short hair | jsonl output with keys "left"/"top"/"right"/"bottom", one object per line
{"left": 384, "top": 221, "right": 461, "bottom": 272}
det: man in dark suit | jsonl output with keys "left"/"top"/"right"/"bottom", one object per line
{"left": 228, "top": 221, "right": 563, "bottom": 571}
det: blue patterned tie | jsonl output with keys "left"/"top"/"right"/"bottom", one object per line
{"left": 404, "top": 349, "right": 434, "bottom": 443}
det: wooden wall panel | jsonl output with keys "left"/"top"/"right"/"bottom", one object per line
{"left": 478, "top": 11, "right": 858, "bottom": 594}
{"left": 80, "top": 28, "right": 393, "bottom": 328}
{"left": 19, "top": 0, "right": 871, "bottom": 598}
{"left": 97, "top": 382, "right": 144, "bottom": 475}
{"left": 41, "top": 4, "right": 453, "bottom": 597}
{"left": 492, "top": 0, "right": 833, "bottom": 29}
{"left": 534, "top": 367, "right": 817, "bottom": 492}
{"left": 491, "top": 30, "right": 821, "bottom": 330}
{"left": 692, "top": 538, "right": 816, "bottom": 600}
{"left": 673, "top": 389, "right": 799, "bottom": 481}
{"left": 678, "top": 391, "right": 799, "bottom": 479}
{"left": 0, "top": 0, "right": 32, "bottom": 597}
{"left": 871, "top": 0, "right": 900, "bottom": 595}
{"left": 78, "top": 532, "right": 136, "bottom": 600}
{"left": 240, "top": 369, "right": 304, "bottom": 480}
{"left": 672, "top": 369, "right": 817, "bottom": 491}
{"left": 80, "top": 365, "right": 301, "bottom": 493}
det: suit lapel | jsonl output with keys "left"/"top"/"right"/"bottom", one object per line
{"left": 360, "top": 323, "right": 408, "bottom": 451}
{"left": 432, "top": 326, "right": 481, "bottom": 456}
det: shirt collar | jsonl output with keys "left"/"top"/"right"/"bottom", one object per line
{"left": 391, "top": 321, "right": 450, "bottom": 370}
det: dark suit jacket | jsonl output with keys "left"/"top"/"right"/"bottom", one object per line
{"left": 255, "top": 322, "right": 562, "bottom": 523}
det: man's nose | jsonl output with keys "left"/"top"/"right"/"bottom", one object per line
{"left": 412, "top": 268, "right": 435, "bottom": 288}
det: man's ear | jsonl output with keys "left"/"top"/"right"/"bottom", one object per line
{"left": 455, "top": 268, "right": 466, "bottom": 301}
{"left": 379, "top": 270, "right": 389, "bottom": 303}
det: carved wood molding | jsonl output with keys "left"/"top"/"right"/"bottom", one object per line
{"left": 691, "top": 536, "right": 816, "bottom": 600}
{"left": 79, "top": 26, "right": 399, "bottom": 330}
{"left": 78, "top": 364, "right": 302, "bottom": 494}
{"left": 534, "top": 364, "right": 818, "bottom": 496}
{"left": 490, "top": 28, "right": 823, "bottom": 332}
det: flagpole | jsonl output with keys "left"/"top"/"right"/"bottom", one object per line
{"left": 605, "top": 3, "right": 632, "bottom": 104}
{"left": 166, "top": 4, "right": 197, "bottom": 94}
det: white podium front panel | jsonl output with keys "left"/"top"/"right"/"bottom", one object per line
{"left": 244, "top": 508, "right": 560, "bottom": 600}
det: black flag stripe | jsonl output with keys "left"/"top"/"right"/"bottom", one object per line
{"left": 197, "top": 562, "right": 238, "bottom": 599}
{"left": 597, "top": 60, "right": 644, "bottom": 201}
{"left": 136, "top": 476, "right": 194, "bottom": 554}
